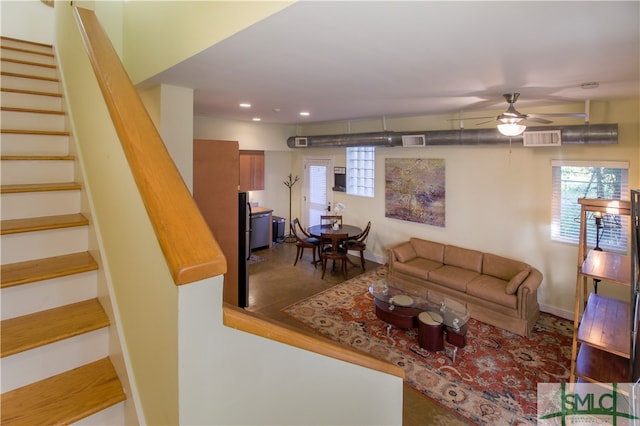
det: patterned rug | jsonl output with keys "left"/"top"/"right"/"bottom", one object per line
{"left": 282, "top": 266, "right": 573, "bottom": 425}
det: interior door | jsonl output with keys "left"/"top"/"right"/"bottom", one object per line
{"left": 303, "top": 157, "right": 333, "bottom": 227}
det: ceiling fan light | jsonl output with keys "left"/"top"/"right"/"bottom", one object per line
{"left": 497, "top": 123, "right": 526, "bottom": 136}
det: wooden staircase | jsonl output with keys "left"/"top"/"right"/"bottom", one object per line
{"left": 0, "top": 36, "right": 126, "bottom": 425}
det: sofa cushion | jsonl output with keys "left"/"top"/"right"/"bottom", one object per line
{"left": 443, "top": 245, "right": 483, "bottom": 272}
{"left": 393, "top": 258, "right": 442, "bottom": 280}
{"left": 483, "top": 253, "right": 531, "bottom": 281}
{"left": 428, "top": 265, "right": 480, "bottom": 292}
{"left": 467, "top": 275, "right": 517, "bottom": 309}
{"left": 506, "top": 269, "right": 531, "bottom": 294}
{"left": 410, "top": 238, "right": 445, "bottom": 263}
{"left": 482, "top": 253, "right": 531, "bottom": 294}
{"left": 393, "top": 243, "right": 417, "bottom": 263}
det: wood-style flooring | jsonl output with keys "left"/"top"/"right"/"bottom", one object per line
{"left": 247, "top": 241, "right": 469, "bottom": 426}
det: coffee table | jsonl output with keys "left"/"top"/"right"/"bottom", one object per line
{"left": 369, "top": 279, "right": 470, "bottom": 361}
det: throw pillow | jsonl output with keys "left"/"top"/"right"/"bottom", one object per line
{"left": 394, "top": 243, "right": 417, "bottom": 263}
{"left": 505, "top": 268, "right": 531, "bottom": 294}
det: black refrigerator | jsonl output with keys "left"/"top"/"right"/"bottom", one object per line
{"left": 238, "top": 192, "right": 252, "bottom": 308}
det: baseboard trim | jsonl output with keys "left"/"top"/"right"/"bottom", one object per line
{"left": 540, "top": 303, "right": 573, "bottom": 321}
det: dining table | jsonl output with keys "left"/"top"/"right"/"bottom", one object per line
{"left": 307, "top": 224, "right": 363, "bottom": 239}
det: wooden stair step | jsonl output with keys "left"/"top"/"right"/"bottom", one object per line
{"left": 1, "top": 71, "right": 59, "bottom": 82}
{"left": 1, "top": 155, "right": 74, "bottom": 160}
{"left": 1, "top": 36, "right": 53, "bottom": 50}
{"left": 0, "top": 129, "right": 69, "bottom": 136}
{"left": 1, "top": 299, "right": 109, "bottom": 357}
{"left": 1, "top": 57, "right": 57, "bottom": 69}
{"left": 0, "top": 357, "right": 125, "bottom": 426}
{"left": 1, "top": 44, "right": 55, "bottom": 59}
{"left": 1, "top": 87, "right": 62, "bottom": 98}
{"left": 1, "top": 106, "right": 65, "bottom": 115}
{"left": 1, "top": 182, "right": 81, "bottom": 194}
{"left": 1, "top": 252, "right": 98, "bottom": 289}
{"left": 1, "top": 213, "right": 88, "bottom": 235}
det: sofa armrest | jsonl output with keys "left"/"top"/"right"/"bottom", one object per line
{"left": 516, "top": 267, "right": 542, "bottom": 317}
{"left": 387, "top": 248, "right": 398, "bottom": 269}
{"left": 518, "top": 268, "right": 542, "bottom": 294}
{"left": 387, "top": 241, "right": 416, "bottom": 268}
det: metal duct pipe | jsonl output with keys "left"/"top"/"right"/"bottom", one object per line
{"left": 289, "top": 131, "right": 398, "bottom": 148}
{"left": 286, "top": 123, "right": 618, "bottom": 148}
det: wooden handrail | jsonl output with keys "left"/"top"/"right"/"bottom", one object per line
{"left": 73, "top": 7, "right": 226, "bottom": 285}
{"left": 223, "top": 303, "right": 405, "bottom": 379}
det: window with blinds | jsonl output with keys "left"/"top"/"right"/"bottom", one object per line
{"left": 346, "top": 146, "right": 375, "bottom": 197}
{"left": 551, "top": 160, "right": 629, "bottom": 252}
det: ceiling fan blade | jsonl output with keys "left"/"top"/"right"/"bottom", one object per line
{"left": 475, "top": 119, "right": 496, "bottom": 126}
{"left": 447, "top": 115, "right": 496, "bottom": 121}
{"left": 523, "top": 116, "right": 553, "bottom": 124}
{"left": 528, "top": 112, "right": 588, "bottom": 118}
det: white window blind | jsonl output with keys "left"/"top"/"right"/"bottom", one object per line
{"left": 346, "top": 146, "right": 375, "bottom": 197}
{"left": 309, "top": 165, "right": 327, "bottom": 205}
{"left": 551, "top": 160, "right": 629, "bottom": 252}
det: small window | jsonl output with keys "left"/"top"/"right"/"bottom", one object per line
{"left": 551, "top": 160, "right": 629, "bottom": 252}
{"left": 346, "top": 146, "right": 375, "bottom": 197}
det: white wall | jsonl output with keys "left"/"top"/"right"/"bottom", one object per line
{"left": 1, "top": 0, "right": 54, "bottom": 44}
{"left": 178, "top": 276, "right": 403, "bottom": 425}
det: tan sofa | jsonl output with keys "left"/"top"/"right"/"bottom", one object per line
{"left": 387, "top": 238, "right": 542, "bottom": 337}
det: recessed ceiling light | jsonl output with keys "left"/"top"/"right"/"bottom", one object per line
{"left": 252, "top": 117, "right": 261, "bottom": 121}
{"left": 239, "top": 103, "right": 251, "bottom": 108}
{"left": 299, "top": 111, "right": 310, "bottom": 116}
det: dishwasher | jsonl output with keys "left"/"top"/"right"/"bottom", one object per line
{"left": 250, "top": 212, "right": 271, "bottom": 251}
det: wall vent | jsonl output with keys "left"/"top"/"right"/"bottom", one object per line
{"left": 523, "top": 130, "right": 562, "bottom": 147}
{"left": 294, "top": 137, "right": 308, "bottom": 147}
{"left": 401, "top": 134, "right": 426, "bottom": 147}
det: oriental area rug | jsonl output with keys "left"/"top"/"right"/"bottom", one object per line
{"left": 282, "top": 266, "right": 573, "bottom": 425}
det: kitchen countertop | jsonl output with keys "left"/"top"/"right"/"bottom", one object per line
{"left": 250, "top": 207, "right": 273, "bottom": 215}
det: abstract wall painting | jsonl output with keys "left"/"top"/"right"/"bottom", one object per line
{"left": 385, "top": 158, "right": 445, "bottom": 227}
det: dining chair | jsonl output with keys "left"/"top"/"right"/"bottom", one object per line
{"left": 320, "top": 215, "right": 343, "bottom": 226}
{"left": 319, "top": 232, "right": 349, "bottom": 279}
{"left": 290, "top": 218, "right": 320, "bottom": 268}
{"left": 346, "top": 221, "right": 371, "bottom": 271}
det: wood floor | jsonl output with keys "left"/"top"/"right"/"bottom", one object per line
{"left": 247, "top": 241, "right": 469, "bottom": 426}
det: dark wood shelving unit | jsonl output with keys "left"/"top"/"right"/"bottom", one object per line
{"left": 577, "top": 293, "right": 630, "bottom": 357}
{"left": 570, "top": 198, "right": 632, "bottom": 383}
{"left": 575, "top": 344, "right": 630, "bottom": 383}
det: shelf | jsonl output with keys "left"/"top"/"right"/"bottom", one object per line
{"left": 575, "top": 344, "right": 630, "bottom": 383}
{"left": 577, "top": 293, "right": 630, "bottom": 358}
{"left": 570, "top": 197, "right": 634, "bottom": 384}
{"left": 580, "top": 250, "right": 631, "bottom": 285}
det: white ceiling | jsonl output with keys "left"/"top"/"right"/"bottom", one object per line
{"left": 142, "top": 1, "right": 640, "bottom": 125}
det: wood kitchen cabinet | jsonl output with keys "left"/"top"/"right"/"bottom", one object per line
{"left": 239, "top": 150, "right": 264, "bottom": 191}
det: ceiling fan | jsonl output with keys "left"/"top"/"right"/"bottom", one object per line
{"left": 469, "top": 93, "right": 588, "bottom": 136}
